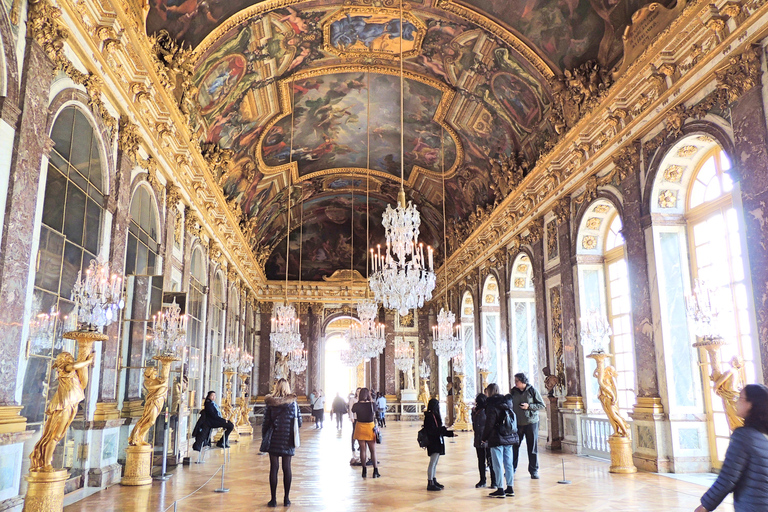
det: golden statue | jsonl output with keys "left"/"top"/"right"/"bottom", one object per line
{"left": 595, "top": 364, "right": 630, "bottom": 438}
{"left": 30, "top": 351, "right": 93, "bottom": 472}
{"left": 128, "top": 358, "right": 172, "bottom": 446}
{"left": 451, "top": 374, "right": 472, "bottom": 431}
{"left": 418, "top": 377, "right": 430, "bottom": 409}
{"left": 694, "top": 337, "right": 744, "bottom": 431}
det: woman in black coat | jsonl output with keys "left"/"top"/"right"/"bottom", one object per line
{"left": 471, "top": 393, "right": 495, "bottom": 488}
{"left": 697, "top": 384, "right": 768, "bottom": 512}
{"left": 262, "top": 378, "right": 302, "bottom": 507}
{"left": 423, "top": 398, "right": 455, "bottom": 491}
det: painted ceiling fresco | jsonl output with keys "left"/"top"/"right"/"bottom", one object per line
{"left": 168, "top": 0, "right": 654, "bottom": 280}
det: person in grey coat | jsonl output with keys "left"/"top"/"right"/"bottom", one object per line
{"left": 696, "top": 383, "right": 768, "bottom": 512}
{"left": 511, "top": 373, "right": 546, "bottom": 479}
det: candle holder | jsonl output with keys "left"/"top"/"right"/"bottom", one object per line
{"left": 476, "top": 346, "right": 491, "bottom": 390}
{"left": 451, "top": 352, "right": 472, "bottom": 432}
{"left": 287, "top": 348, "right": 308, "bottom": 375}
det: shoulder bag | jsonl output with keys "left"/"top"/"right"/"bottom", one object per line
{"left": 260, "top": 408, "right": 273, "bottom": 453}
{"left": 293, "top": 401, "right": 301, "bottom": 448}
{"left": 371, "top": 403, "right": 382, "bottom": 444}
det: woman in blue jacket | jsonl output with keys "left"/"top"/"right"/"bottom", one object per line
{"left": 697, "top": 383, "right": 768, "bottom": 512}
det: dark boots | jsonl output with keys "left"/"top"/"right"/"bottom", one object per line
{"left": 427, "top": 479, "right": 442, "bottom": 491}
{"left": 373, "top": 468, "right": 381, "bottom": 478}
{"left": 433, "top": 479, "right": 444, "bottom": 489}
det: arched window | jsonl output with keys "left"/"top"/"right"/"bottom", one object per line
{"left": 576, "top": 200, "right": 636, "bottom": 415}
{"left": 208, "top": 272, "right": 226, "bottom": 395}
{"left": 460, "top": 292, "right": 476, "bottom": 398}
{"left": 187, "top": 248, "right": 206, "bottom": 405}
{"left": 686, "top": 147, "right": 754, "bottom": 461}
{"left": 481, "top": 276, "right": 507, "bottom": 391}
{"left": 23, "top": 105, "right": 106, "bottom": 466}
{"left": 126, "top": 185, "right": 160, "bottom": 275}
{"left": 509, "top": 253, "right": 538, "bottom": 383}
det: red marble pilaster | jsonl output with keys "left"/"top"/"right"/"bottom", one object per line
{"left": 257, "top": 306, "right": 273, "bottom": 395}
{"left": 0, "top": 38, "right": 54, "bottom": 405}
{"left": 730, "top": 84, "right": 768, "bottom": 380}
{"left": 384, "top": 309, "right": 396, "bottom": 395}
{"left": 556, "top": 207, "right": 581, "bottom": 397}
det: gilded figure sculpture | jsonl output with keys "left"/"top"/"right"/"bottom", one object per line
{"left": 594, "top": 363, "right": 630, "bottom": 438}
{"left": 30, "top": 351, "right": 94, "bottom": 472}
{"left": 418, "top": 377, "right": 430, "bottom": 409}
{"left": 128, "top": 359, "right": 172, "bottom": 447}
{"left": 695, "top": 336, "right": 745, "bottom": 431}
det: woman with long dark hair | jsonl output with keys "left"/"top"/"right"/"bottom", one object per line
{"left": 263, "top": 378, "right": 302, "bottom": 507}
{"left": 696, "top": 383, "right": 768, "bottom": 512}
{"left": 352, "top": 387, "right": 380, "bottom": 478}
{"left": 472, "top": 393, "right": 495, "bottom": 488}
{"left": 424, "top": 397, "right": 455, "bottom": 491}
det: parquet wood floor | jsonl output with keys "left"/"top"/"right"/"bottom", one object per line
{"left": 63, "top": 421, "right": 733, "bottom": 511}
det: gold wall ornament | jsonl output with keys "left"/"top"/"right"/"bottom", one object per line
{"left": 550, "top": 287, "right": 565, "bottom": 389}
{"left": 581, "top": 235, "right": 598, "bottom": 250}
{"left": 127, "top": 355, "right": 176, "bottom": 447}
{"left": 611, "top": 144, "right": 640, "bottom": 182}
{"left": 451, "top": 373, "right": 472, "bottom": 432}
{"left": 548, "top": 61, "right": 613, "bottom": 135}
{"left": 658, "top": 190, "right": 677, "bottom": 208}
{"left": 586, "top": 217, "right": 602, "bottom": 230}
{"left": 593, "top": 204, "right": 611, "bottom": 214}
{"left": 663, "top": 165, "right": 685, "bottom": 182}
{"left": 693, "top": 336, "right": 744, "bottom": 431}
{"left": 676, "top": 145, "right": 699, "bottom": 158}
{"left": 546, "top": 220, "right": 559, "bottom": 260}
{"left": 118, "top": 116, "right": 142, "bottom": 160}
{"left": 715, "top": 44, "right": 762, "bottom": 103}
{"left": 236, "top": 374, "right": 253, "bottom": 435}
{"left": 587, "top": 351, "right": 637, "bottom": 474}
{"left": 26, "top": 0, "right": 68, "bottom": 63}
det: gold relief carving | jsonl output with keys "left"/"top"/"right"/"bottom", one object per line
{"left": 658, "top": 190, "right": 677, "bottom": 208}
{"left": 611, "top": 144, "right": 640, "bottom": 182}
{"left": 697, "top": 135, "right": 716, "bottom": 143}
{"left": 663, "top": 165, "right": 685, "bottom": 182}
{"left": 546, "top": 220, "right": 558, "bottom": 260}
{"left": 548, "top": 61, "right": 613, "bottom": 136}
{"left": 23, "top": 469, "right": 68, "bottom": 512}
{"left": 298, "top": 303, "right": 310, "bottom": 315}
{"left": 676, "top": 145, "right": 699, "bottom": 158}
{"left": 715, "top": 45, "right": 762, "bottom": 103}
{"left": 573, "top": 175, "right": 598, "bottom": 207}
{"left": 550, "top": 287, "right": 565, "bottom": 390}
{"left": 514, "top": 278, "right": 526, "bottom": 288}
{"left": 122, "top": 445, "right": 153, "bottom": 486}
{"left": 485, "top": 294, "right": 495, "bottom": 304}
{"left": 184, "top": 207, "right": 201, "bottom": 238}
{"left": 463, "top": 307, "right": 472, "bottom": 316}
{"left": 487, "top": 282, "right": 497, "bottom": 291}
{"left": 586, "top": 217, "right": 602, "bottom": 230}
{"left": 524, "top": 221, "right": 543, "bottom": 245}
{"left": 593, "top": 204, "right": 611, "bottom": 214}
{"left": 720, "top": 1, "right": 742, "bottom": 18}
{"left": 516, "top": 264, "right": 527, "bottom": 273}
{"left": 201, "top": 142, "right": 234, "bottom": 182}
{"left": 665, "top": 104, "right": 687, "bottom": 137}
{"left": 553, "top": 197, "right": 570, "bottom": 224}
{"left": 582, "top": 235, "right": 598, "bottom": 250}
{"left": 490, "top": 151, "right": 529, "bottom": 198}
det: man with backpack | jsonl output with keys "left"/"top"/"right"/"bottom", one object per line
{"left": 511, "top": 372, "right": 546, "bottom": 479}
{"left": 481, "top": 383, "right": 519, "bottom": 498}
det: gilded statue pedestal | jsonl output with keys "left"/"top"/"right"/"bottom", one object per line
{"left": 608, "top": 435, "right": 637, "bottom": 474}
{"left": 23, "top": 470, "right": 68, "bottom": 512}
{"left": 479, "top": 370, "right": 490, "bottom": 391}
{"left": 122, "top": 445, "right": 153, "bottom": 486}
{"left": 451, "top": 373, "right": 472, "bottom": 432}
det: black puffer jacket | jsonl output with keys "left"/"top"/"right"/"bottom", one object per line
{"left": 423, "top": 411, "right": 454, "bottom": 456}
{"left": 482, "top": 394, "right": 519, "bottom": 447}
{"left": 472, "top": 403, "right": 488, "bottom": 448}
{"left": 701, "top": 427, "right": 768, "bottom": 512}
{"left": 262, "top": 394, "right": 302, "bottom": 456}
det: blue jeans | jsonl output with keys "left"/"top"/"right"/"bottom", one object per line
{"left": 490, "top": 445, "right": 514, "bottom": 489}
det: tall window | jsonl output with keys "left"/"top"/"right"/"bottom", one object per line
{"left": 208, "top": 273, "right": 225, "bottom": 395}
{"left": 482, "top": 276, "right": 507, "bottom": 391}
{"left": 126, "top": 186, "right": 160, "bottom": 275}
{"left": 460, "top": 292, "right": 476, "bottom": 399}
{"left": 687, "top": 148, "right": 755, "bottom": 461}
{"left": 188, "top": 248, "right": 206, "bottom": 407}
{"left": 603, "top": 214, "right": 635, "bottom": 415}
{"left": 509, "top": 253, "right": 538, "bottom": 383}
{"left": 23, "top": 106, "right": 105, "bottom": 468}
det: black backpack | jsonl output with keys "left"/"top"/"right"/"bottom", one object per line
{"left": 417, "top": 427, "right": 429, "bottom": 448}
{"left": 498, "top": 408, "right": 517, "bottom": 436}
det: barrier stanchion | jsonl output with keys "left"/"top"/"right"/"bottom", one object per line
{"left": 154, "top": 411, "right": 173, "bottom": 481}
{"left": 163, "top": 464, "right": 223, "bottom": 512}
{"left": 214, "top": 464, "right": 229, "bottom": 493}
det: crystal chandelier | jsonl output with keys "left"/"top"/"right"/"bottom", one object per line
{"left": 579, "top": 309, "right": 612, "bottom": 355}
{"left": 347, "top": 300, "right": 386, "bottom": 360}
{"left": 394, "top": 337, "right": 414, "bottom": 372}
{"left": 71, "top": 259, "right": 125, "bottom": 330}
{"left": 452, "top": 350, "right": 466, "bottom": 375}
{"left": 150, "top": 300, "right": 187, "bottom": 357}
{"left": 419, "top": 359, "right": 431, "bottom": 378}
{"left": 340, "top": 345, "right": 363, "bottom": 367}
{"left": 238, "top": 350, "right": 254, "bottom": 374}
{"left": 686, "top": 279, "right": 722, "bottom": 340}
{"left": 223, "top": 343, "right": 240, "bottom": 371}
{"left": 270, "top": 303, "right": 302, "bottom": 354}
{"left": 476, "top": 346, "right": 491, "bottom": 371}
{"left": 287, "top": 348, "right": 308, "bottom": 375}
{"left": 432, "top": 308, "right": 462, "bottom": 359}
{"left": 369, "top": 0, "right": 435, "bottom": 315}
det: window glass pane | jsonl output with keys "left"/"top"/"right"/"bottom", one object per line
{"left": 60, "top": 242, "right": 82, "bottom": 299}
{"left": 89, "top": 136, "right": 103, "bottom": 192}
{"left": 84, "top": 198, "right": 101, "bottom": 255}
{"left": 70, "top": 110, "right": 92, "bottom": 175}
{"left": 50, "top": 107, "right": 75, "bottom": 160}
{"left": 126, "top": 235, "right": 138, "bottom": 276}
{"left": 35, "top": 227, "right": 64, "bottom": 293}
{"left": 42, "top": 165, "right": 67, "bottom": 231}
{"left": 690, "top": 182, "right": 706, "bottom": 208}
{"left": 63, "top": 185, "right": 86, "bottom": 246}
{"left": 137, "top": 244, "right": 148, "bottom": 276}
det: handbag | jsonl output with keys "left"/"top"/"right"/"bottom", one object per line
{"left": 260, "top": 425, "right": 273, "bottom": 453}
{"left": 374, "top": 425, "right": 382, "bottom": 444}
{"left": 293, "top": 401, "right": 301, "bottom": 448}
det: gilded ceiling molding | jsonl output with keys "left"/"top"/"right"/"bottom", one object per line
{"left": 434, "top": 0, "right": 554, "bottom": 79}
{"left": 184, "top": 206, "right": 202, "bottom": 238}
{"left": 552, "top": 196, "right": 571, "bottom": 225}
{"left": 254, "top": 64, "right": 464, "bottom": 183}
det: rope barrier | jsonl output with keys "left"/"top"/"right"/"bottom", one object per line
{"left": 162, "top": 463, "right": 225, "bottom": 512}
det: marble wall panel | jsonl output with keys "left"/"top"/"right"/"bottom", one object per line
{"left": 557, "top": 220, "right": 581, "bottom": 396}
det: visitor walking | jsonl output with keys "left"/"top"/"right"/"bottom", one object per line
{"left": 203, "top": 391, "right": 234, "bottom": 448}
{"left": 349, "top": 388, "right": 360, "bottom": 454}
{"left": 352, "top": 388, "right": 380, "bottom": 478}
{"left": 423, "top": 397, "right": 455, "bottom": 491}
{"left": 472, "top": 393, "right": 495, "bottom": 488}
{"left": 312, "top": 389, "right": 325, "bottom": 429}
{"left": 263, "top": 379, "right": 302, "bottom": 507}
{"left": 696, "top": 383, "right": 768, "bottom": 512}
{"left": 511, "top": 373, "right": 545, "bottom": 479}
{"left": 376, "top": 392, "right": 387, "bottom": 427}
{"left": 482, "top": 383, "right": 519, "bottom": 498}
{"left": 332, "top": 392, "right": 347, "bottom": 430}
{"left": 309, "top": 389, "right": 316, "bottom": 426}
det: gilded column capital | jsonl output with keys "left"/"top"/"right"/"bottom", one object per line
{"left": 553, "top": 196, "right": 571, "bottom": 225}
{"left": 716, "top": 44, "right": 762, "bottom": 103}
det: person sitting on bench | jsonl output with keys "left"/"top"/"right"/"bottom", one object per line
{"left": 204, "top": 390, "right": 234, "bottom": 448}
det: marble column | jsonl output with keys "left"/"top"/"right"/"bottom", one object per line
{"left": 731, "top": 82, "right": 768, "bottom": 380}
{"left": 384, "top": 309, "right": 396, "bottom": 395}
{"left": 257, "top": 303, "right": 273, "bottom": 395}
{"left": 496, "top": 264, "right": 511, "bottom": 390}
{"left": 296, "top": 304, "right": 310, "bottom": 396}
{"left": 556, "top": 204, "right": 581, "bottom": 398}
{"left": 308, "top": 304, "right": 323, "bottom": 395}
{"left": 0, "top": 37, "right": 54, "bottom": 408}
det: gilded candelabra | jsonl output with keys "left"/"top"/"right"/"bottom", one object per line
{"left": 693, "top": 336, "right": 744, "bottom": 431}
{"left": 476, "top": 347, "right": 491, "bottom": 391}
{"left": 451, "top": 352, "right": 472, "bottom": 431}
{"left": 216, "top": 370, "right": 240, "bottom": 443}
{"left": 237, "top": 373, "right": 253, "bottom": 435}
{"left": 588, "top": 352, "right": 636, "bottom": 474}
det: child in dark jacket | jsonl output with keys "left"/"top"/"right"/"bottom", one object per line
{"left": 424, "top": 398, "right": 455, "bottom": 491}
{"left": 472, "top": 393, "right": 495, "bottom": 488}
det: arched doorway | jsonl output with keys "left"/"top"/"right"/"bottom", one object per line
{"left": 323, "top": 317, "right": 359, "bottom": 401}
{"left": 509, "top": 253, "right": 538, "bottom": 384}
{"left": 481, "top": 275, "right": 508, "bottom": 391}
